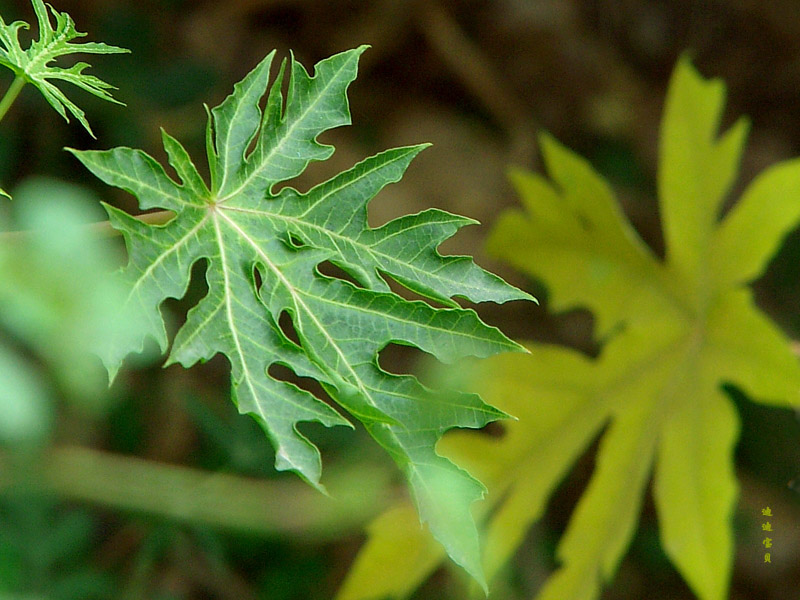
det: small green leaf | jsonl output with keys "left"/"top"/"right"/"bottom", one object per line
{"left": 341, "top": 56, "right": 800, "bottom": 600}
{"left": 0, "top": 0, "right": 128, "bottom": 136}
{"left": 70, "top": 47, "right": 532, "bottom": 586}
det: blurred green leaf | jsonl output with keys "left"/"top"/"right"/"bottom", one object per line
{"left": 0, "top": 177, "right": 144, "bottom": 427}
{"left": 340, "top": 56, "right": 800, "bottom": 600}
{"left": 0, "top": 341, "right": 50, "bottom": 444}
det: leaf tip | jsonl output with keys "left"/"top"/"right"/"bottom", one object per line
{"left": 536, "top": 129, "right": 570, "bottom": 160}
{"left": 513, "top": 340, "right": 532, "bottom": 354}
{"left": 64, "top": 145, "right": 92, "bottom": 165}
{"left": 76, "top": 117, "right": 98, "bottom": 139}
{"left": 489, "top": 405, "right": 517, "bottom": 422}
{"left": 311, "top": 479, "right": 331, "bottom": 497}
{"left": 536, "top": 129, "right": 558, "bottom": 147}
{"left": 103, "top": 360, "right": 122, "bottom": 387}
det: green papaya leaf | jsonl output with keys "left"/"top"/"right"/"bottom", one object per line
{"left": 0, "top": 0, "right": 128, "bottom": 136}
{"left": 69, "top": 47, "right": 533, "bottom": 587}
{"left": 340, "top": 55, "right": 800, "bottom": 600}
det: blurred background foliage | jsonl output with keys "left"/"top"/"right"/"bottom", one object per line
{"left": 0, "top": 0, "right": 799, "bottom": 598}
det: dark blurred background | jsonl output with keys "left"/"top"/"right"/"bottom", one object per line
{"left": 0, "top": 1, "right": 799, "bottom": 598}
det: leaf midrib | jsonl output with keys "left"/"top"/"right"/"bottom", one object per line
{"left": 126, "top": 212, "right": 209, "bottom": 302}
{"left": 26, "top": 17, "right": 71, "bottom": 76}
{"left": 225, "top": 205, "right": 471, "bottom": 298}
{"left": 509, "top": 238, "right": 701, "bottom": 323}
{"left": 216, "top": 208, "right": 377, "bottom": 412}
{"left": 209, "top": 211, "right": 331, "bottom": 436}
{"left": 486, "top": 327, "right": 695, "bottom": 504}
{"left": 215, "top": 53, "right": 357, "bottom": 204}
{"left": 216, "top": 208, "right": 438, "bottom": 494}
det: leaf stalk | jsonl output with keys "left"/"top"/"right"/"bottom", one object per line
{"left": 0, "top": 75, "right": 26, "bottom": 124}
{"left": 0, "top": 209, "right": 173, "bottom": 241}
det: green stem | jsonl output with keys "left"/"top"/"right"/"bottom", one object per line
{"left": 0, "top": 209, "right": 174, "bottom": 242}
{"left": 0, "top": 75, "right": 26, "bottom": 124}
{"left": 0, "top": 446, "right": 394, "bottom": 540}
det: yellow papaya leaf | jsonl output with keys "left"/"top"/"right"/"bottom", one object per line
{"left": 336, "top": 505, "right": 443, "bottom": 600}
{"left": 338, "top": 55, "right": 800, "bottom": 600}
